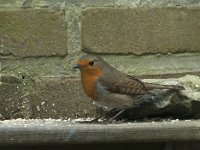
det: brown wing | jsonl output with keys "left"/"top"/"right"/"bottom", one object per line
{"left": 99, "top": 75, "right": 147, "bottom": 95}
{"left": 115, "top": 75, "right": 146, "bottom": 95}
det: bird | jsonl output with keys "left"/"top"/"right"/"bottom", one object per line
{"left": 73, "top": 55, "right": 185, "bottom": 123}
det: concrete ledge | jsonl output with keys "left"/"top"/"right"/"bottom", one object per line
{"left": 0, "top": 119, "right": 200, "bottom": 144}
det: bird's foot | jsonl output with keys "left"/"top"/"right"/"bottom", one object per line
{"left": 79, "top": 108, "right": 127, "bottom": 124}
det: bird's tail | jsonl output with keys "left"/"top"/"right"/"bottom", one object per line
{"left": 144, "top": 82, "right": 185, "bottom": 90}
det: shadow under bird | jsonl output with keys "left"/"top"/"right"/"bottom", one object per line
{"left": 73, "top": 55, "right": 185, "bottom": 123}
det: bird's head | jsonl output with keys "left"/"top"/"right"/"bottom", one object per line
{"left": 73, "top": 55, "right": 105, "bottom": 77}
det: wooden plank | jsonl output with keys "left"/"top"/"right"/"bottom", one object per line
{"left": 0, "top": 119, "right": 200, "bottom": 145}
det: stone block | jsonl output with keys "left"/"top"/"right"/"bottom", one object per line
{"left": 82, "top": 7, "right": 200, "bottom": 54}
{"left": 0, "top": 9, "right": 67, "bottom": 58}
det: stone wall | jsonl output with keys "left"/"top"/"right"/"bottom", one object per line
{"left": 0, "top": 0, "right": 200, "bottom": 119}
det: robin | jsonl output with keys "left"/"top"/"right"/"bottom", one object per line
{"left": 74, "top": 55, "right": 185, "bottom": 123}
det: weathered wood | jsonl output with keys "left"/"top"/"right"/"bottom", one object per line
{"left": 0, "top": 119, "right": 200, "bottom": 145}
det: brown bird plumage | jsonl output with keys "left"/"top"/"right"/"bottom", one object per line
{"left": 74, "top": 55, "right": 184, "bottom": 110}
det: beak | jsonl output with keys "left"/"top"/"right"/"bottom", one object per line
{"left": 73, "top": 64, "right": 81, "bottom": 70}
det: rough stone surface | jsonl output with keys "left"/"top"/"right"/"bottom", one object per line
{"left": 32, "top": 77, "right": 95, "bottom": 119}
{"left": 0, "top": 74, "right": 33, "bottom": 119}
{"left": 82, "top": 7, "right": 200, "bottom": 54}
{"left": 0, "top": 74, "right": 95, "bottom": 119}
{"left": 0, "top": 9, "right": 67, "bottom": 58}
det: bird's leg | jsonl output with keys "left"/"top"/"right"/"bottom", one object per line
{"left": 90, "top": 108, "right": 120, "bottom": 123}
{"left": 79, "top": 108, "right": 118, "bottom": 123}
{"left": 104, "top": 108, "right": 127, "bottom": 124}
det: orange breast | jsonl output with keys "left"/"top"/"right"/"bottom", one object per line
{"left": 81, "top": 72, "right": 98, "bottom": 100}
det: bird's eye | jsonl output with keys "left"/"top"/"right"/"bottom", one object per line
{"left": 88, "top": 60, "right": 95, "bottom": 66}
